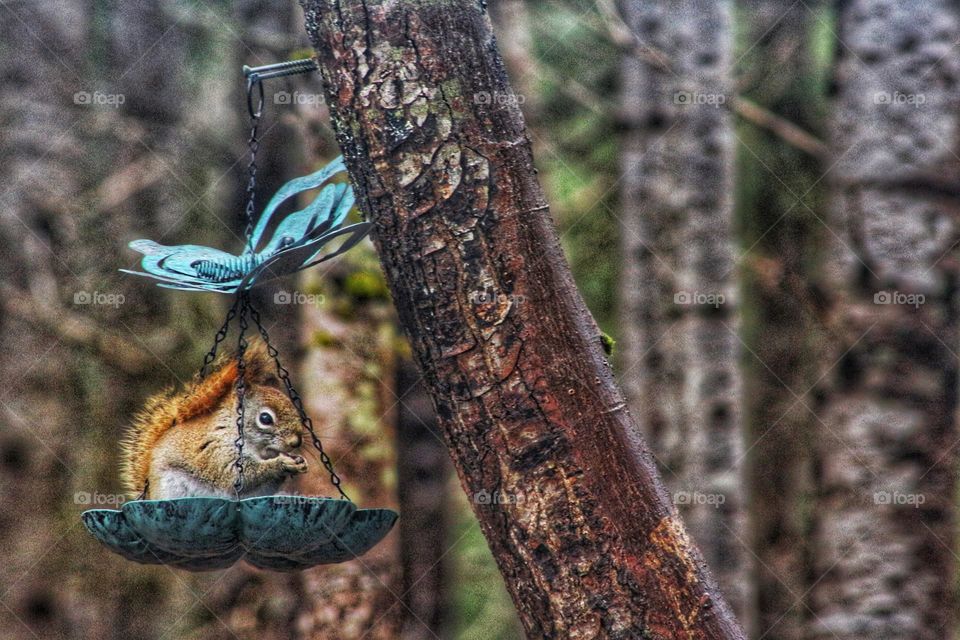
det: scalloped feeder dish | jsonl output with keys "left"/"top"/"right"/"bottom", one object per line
{"left": 82, "top": 496, "right": 398, "bottom": 571}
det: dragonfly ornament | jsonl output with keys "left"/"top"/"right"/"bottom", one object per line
{"left": 122, "top": 156, "right": 370, "bottom": 293}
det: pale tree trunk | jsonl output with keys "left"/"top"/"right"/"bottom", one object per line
{"left": 809, "top": 1, "right": 960, "bottom": 638}
{"left": 617, "top": 0, "right": 750, "bottom": 627}
{"left": 488, "top": 0, "right": 542, "bottom": 127}
{"left": 300, "top": 1, "right": 745, "bottom": 637}
{"left": 737, "top": 2, "right": 823, "bottom": 639}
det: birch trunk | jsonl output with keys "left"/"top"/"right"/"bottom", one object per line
{"left": 809, "top": 2, "right": 960, "bottom": 638}
{"left": 617, "top": 0, "right": 749, "bottom": 626}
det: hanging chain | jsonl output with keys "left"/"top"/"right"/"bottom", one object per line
{"left": 219, "top": 60, "right": 341, "bottom": 498}
{"left": 199, "top": 295, "right": 241, "bottom": 379}
{"left": 247, "top": 300, "right": 351, "bottom": 501}
{"left": 232, "top": 292, "right": 251, "bottom": 495}
{"left": 243, "top": 80, "right": 262, "bottom": 252}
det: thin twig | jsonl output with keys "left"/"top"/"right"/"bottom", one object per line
{"left": 733, "top": 96, "right": 829, "bottom": 159}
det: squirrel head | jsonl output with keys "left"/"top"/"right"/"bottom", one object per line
{"left": 180, "top": 340, "right": 305, "bottom": 462}
{"left": 235, "top": 385, "right": 304, "bottom": 462}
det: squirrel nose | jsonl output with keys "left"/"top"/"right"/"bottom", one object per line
{"left": 288, "top": 433, "right": 302, "bottom": 449}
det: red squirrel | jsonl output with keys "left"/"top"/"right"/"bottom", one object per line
{"left": 120, "top": 341, "right": 308, "bottom": 499}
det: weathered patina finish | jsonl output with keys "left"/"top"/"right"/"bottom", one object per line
{"left": 300, "top": 1, "right": 745, "bottom": 637}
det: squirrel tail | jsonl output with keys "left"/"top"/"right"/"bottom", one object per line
{"left": 119, "top": 340, "right": 275, "bottom": 497}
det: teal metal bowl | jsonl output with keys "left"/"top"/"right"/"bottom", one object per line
{"left": 82, "top": 496, "right": 397, "bottom": 572}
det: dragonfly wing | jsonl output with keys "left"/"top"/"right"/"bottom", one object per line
{"left": 301, "top": 222, "right": 372, "bottom": 267}
{"left": 238, "top": 223, "right": 371, "bottom": 289}
{"left": 120, "top": 269, "right": 242, "bottom": 292}
{"left": 249, "top": 156, "right": 347, "bottom": 251}
{"left": 257, "top": 184, "right": 342, "bottom": 255}
{"left": 129, "top": 241, "right": 237, "bottom": 277}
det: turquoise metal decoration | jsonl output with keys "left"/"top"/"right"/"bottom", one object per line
{"left": 82, "top": 496, "right": 398, "bottom": 571}
{"left": 121, "top": 156, "right": 371, "bottom": 293}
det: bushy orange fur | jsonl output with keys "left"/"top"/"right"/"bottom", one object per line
{"left": 120, "top": 341, "right": 280, "bottom": 496}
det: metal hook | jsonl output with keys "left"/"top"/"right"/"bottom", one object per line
{"left": 246, "top": 74, "right": 265, "bottom": 120}
{"left": 243, "top": 58, "right": 319, "bottom": 82}
{"left": 243, "top": 58, "right": 319, "bottom": 119}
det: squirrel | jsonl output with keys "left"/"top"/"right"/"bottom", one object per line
{"left": 120, "top": 340, "right": 308, "bottom": 500}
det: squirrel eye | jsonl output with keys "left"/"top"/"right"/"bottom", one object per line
{"left": 257, "top": 409, "right": 276, "bottom": 427}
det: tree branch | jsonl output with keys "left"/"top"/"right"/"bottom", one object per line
{"left": 732, "top": 96, "right": 828, "bottom": 159}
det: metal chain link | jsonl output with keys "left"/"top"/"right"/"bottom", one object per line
{"left": 232, "top": 293, "right": 251, "bottom": 495}
{"left": 199, "top": 295, "right": 241, "bottom": 379}
{"left": 243, "top": 103, "right": 261, "bottom": 252}
{"left": 247, "top": 300, "right": 351, "bottom": 501}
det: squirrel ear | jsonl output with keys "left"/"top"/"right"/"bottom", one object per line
{"left": 242, "top": 339, "right": 279, "bottom": 387}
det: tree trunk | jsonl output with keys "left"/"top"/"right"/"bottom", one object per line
{"left": 299, "top": 1, "right": 745, "bottom": 637}
{"left": 809, "top": 2, "right": 960, "bottom": 638}
{"left": 617, "top": 0, "right": 749, "bottom": 627}
{"left": 291, "top": 254, "right": 403, "bottom": 638}
{"left": 737, "top": 3, "right": 823, "bottom": 639}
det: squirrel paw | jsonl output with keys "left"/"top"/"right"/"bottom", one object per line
{"left": 280, "top": 453, "right": 308, "bottom": 475}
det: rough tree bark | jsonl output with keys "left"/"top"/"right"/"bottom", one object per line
{"left": 617, "top": 0, "right": 749, "bottom": 627}
{"left": 300, "top": 1, "right": 745, "bottom": 637}
{"left": 809, "top": 2, "right": 960, "bottom": 638}
{"left": 737, "top": 2, "right": 823, "bottom": 639}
